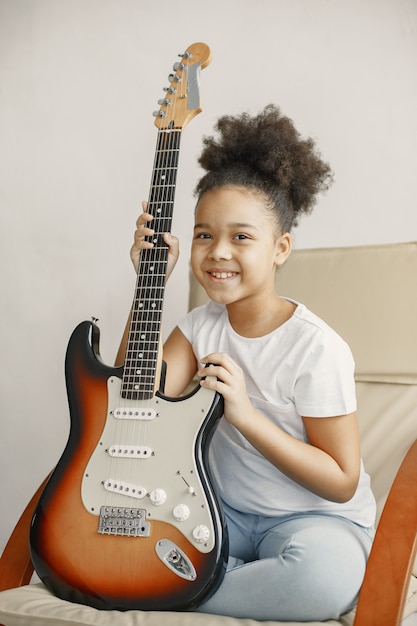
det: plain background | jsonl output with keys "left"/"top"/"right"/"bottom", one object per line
{"left": 1, "top": 0, "right": 416, "bottom": 557}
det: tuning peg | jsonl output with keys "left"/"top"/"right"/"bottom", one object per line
{"left": 163, "top": 86, "right": 177, "bottom": 94}
{"left": 153, "top": 110, "right": 166, "bottom": 118}
{"left": 179, "top": 51, "right": 192, "bottom": 60}
{"left": 158, "top": 98, "right": 171, "bottom": 106}
{"left": 173, "top": 62, "right": 184, "bottom": 71}
{"left": 168, "top": 73, "right": 182, "bottom": 83}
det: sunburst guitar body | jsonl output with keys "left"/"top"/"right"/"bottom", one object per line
{"left": 30, "top": 43, "right": 228, "bottom": 611}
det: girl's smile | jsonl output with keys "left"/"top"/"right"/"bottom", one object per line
{"left": 208, "top": 271, "right": 238, "bottom": 280}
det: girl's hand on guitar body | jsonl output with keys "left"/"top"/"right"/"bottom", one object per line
{"left": 131, "top": 201, "right": 180, "bottom": 279}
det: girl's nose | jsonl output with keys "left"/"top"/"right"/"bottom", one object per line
{"left": 209, "top": 241, "right": 232, "bottom": 261}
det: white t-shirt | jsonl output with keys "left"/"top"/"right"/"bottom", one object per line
{"left": 178, "top": 299, "right": 376, "bottom": 528}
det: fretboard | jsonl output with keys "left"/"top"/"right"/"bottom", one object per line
{"left": 122, "top": 129, "right": 181, "bottom": 400}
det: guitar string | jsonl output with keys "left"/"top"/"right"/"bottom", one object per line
{"left": 129, "top": 127, "right": 177, "bottom": 503}
{"left": 137, "top": 126, "right": 167, "bottom": 499}
{"left": 103, "top": 125, "right": 163, "bottom": 512}
{"left": 143, "top": 60, "right": 187, "bottom": 505}
{"left": 131, "top": 87, "right": 183, "bottom": 507}
{"left": 129, "top": 127, "right": 168, "bottom": 503}
{"left": 106, "top": 59, "right": 185, "bottom": 516}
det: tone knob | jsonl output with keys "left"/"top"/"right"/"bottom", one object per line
{"left": 192, "top": 525, "right": 210, "bottom": 543}
{"left": 149, "top": 488, "right": 167, "bottom": 506}
{"left": 172, "top": 504, "right": 190, "bottom": 521}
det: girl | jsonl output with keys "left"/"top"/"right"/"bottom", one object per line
{"left": 117, "top": 105, "right": 376, "bottom": 621}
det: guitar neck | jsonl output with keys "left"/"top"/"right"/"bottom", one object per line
{"left": 122, "top": 128, "right": 182, "bottom": 400}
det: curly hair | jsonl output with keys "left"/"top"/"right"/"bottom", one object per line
{"left": 194, "top": 104, "right": 333, "bottom": 232}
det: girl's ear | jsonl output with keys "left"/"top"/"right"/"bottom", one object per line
{"left": 274, "top": 232, "right": 292, "bottom": 267}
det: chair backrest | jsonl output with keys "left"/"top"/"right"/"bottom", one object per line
{"left": 189, "top": 241, "right": 417, "bottom": 523}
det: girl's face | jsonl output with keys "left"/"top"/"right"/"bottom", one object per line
{"left": 191, "top": 185, "right": 291, "bottom": 308}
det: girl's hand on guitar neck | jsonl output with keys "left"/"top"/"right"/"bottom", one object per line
{"left": 130, "top": 201, "right": 179, "bottom": 280}
{"left": 116, "top": 202, "right": 180, "bottom": 368}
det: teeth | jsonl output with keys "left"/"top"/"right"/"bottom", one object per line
{"left": 211, "top": 272, "right": 235, "bottom": 279}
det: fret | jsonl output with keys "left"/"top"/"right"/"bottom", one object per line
{"left": 151, "top": 170, "right": 177, "bottom": 187}
{"left": 131, "top": 309, "right": 163, "bottom": 317}
{"left": 148, "top": 190, "right": 176, "bottom": 206}
{"left": 134, "top": 290, "right": 166, "bottom": 296}
{"left": 136, "top": 265, "right": 168, "bottom": 277}
{"left": 123, "top": 381, "right": 157, "bottom": 389}
{"left": 135, "top": 270, "right": 167, "bottom": 279}
{"left": 123, "top": 371, "right": 157, "bottom": 380}
{"left": 124, "top": 346, "right": 158, "bottom": 354}
{"left": 136, "top": 265, "right": 166, "bottom": 274}
{"left": 124, "top": 358, "right": 158, "bottom": 366}
{"left": 155, "top": 146, "right": 180, "bottom": 153}
{"left": 136, "top": 269, "right": 167, "bottom": 276}
{"left": 124, "top": 358, "right": 156, "bottom": 365}
{"left": 125, "top": 347, "right": 158, "bottom": 354}
{"left": 134, "top": 272, "right": 166, "bottom": 282}
{"left": 126, "top": 339, "right": 160, "bottom": 347}
{"left": 123, "top": 368, "right": 157, "bottom": 376}
{"left": 125, "top": 348, "right": 159, "bottom": 357}
{"left": 129, "top": 320, "right": 161, "bottom": 326}
{"left": 146, "top": 202, "right": 174, "bottom": 209}
{"left": 127, "top": 337, "right": 160, "bottom": 343}
{"left": 153, "top": 166, "right": 178, "bottom": 173}
{"left": 130, "top": 323, "right": 162, "bottom": 333}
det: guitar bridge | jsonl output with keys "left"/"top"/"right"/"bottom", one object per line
{"left": 98, "top": 506, "right": 151, "bottom": 537}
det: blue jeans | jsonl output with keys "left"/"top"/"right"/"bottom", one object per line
{"left": 196, "top": 502, "right": 374, "bottom": 621}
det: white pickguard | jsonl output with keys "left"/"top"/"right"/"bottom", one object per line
{"left": 82, "top": 376, "right": 220, "bottom": 553}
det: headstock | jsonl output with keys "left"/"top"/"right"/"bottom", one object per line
{"left": 153, "top": 42, "right": 211, "bottom": 131}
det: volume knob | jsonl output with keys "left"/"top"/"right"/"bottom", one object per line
{"left": 192, "top": 525, "right": 210, "bottom": 543}
{"left": 149, "top": 488, "right": 167, "bottom": 506}
{"left": 172, "top": 504, "right": 190, "bottom": 521}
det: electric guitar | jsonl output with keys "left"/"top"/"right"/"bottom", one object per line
{"left": 30, "top": 42, "right": 228, "bottom": 611}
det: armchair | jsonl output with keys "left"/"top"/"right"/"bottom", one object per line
{"left": 1, "top": 241, "right": 417, "bottom": 626}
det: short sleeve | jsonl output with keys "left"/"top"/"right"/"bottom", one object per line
{"left": 294, "top": 328, "right": 357, "bottom": 417}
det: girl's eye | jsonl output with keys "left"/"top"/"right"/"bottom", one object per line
{"left": 234, "top": 233, "right": 249, "bottom": 240}
{"left": 195, "top": 233, "right": 211, "bottom": 240}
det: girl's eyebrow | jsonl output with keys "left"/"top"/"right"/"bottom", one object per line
{"left": 194, "top": 222, "right": 259, "bottom": 230}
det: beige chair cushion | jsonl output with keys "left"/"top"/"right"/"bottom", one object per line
{"left": 0, "top": 582, "right": 355, "bottom": 626}
{"left": 356, "top": 382, "right": 417, "bottom": 522}
{"left": 0, "top": 577, "right": 416, "bottom": 626}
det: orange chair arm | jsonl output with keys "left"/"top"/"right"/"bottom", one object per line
{"left": 0, "top": 475, "right": 50, "bottom": 591}
{"left": 354, "top": 438, "right": 417, "bottom": 626}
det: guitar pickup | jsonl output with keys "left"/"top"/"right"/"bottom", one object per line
{"left": 103, "top": 479, "right": 147, "bottom": 499}
{"left": 108, "top": 445, "right": 153, "bottom": 458}
{"left": 112, "top": 407, "right": 156, "bottom": 420}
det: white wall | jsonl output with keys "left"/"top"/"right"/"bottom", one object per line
{"left": 1, "top": 0, "right": 416, "bottom": 552}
